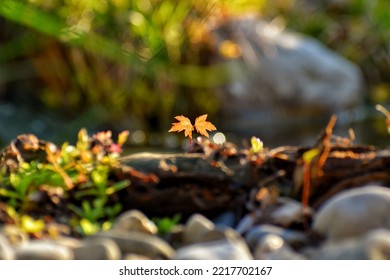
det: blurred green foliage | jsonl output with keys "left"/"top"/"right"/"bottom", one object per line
{"left": 0, "top": 0, "right": 265, "bottom": 139}
{"left": 1, "top": 0, "right": 390, "bottom": 140}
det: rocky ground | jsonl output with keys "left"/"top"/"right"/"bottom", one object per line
{"left": 1, "top": 187, "right": 390, "bottom": 260}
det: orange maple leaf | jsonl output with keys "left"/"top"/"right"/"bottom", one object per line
{"left": 168, "top": 114, "right": 217, "bottom": 143}
{"left": 168, "top": 115, "right": 194, "bottom": 141}
{"left": 194, "top": 114, "right": 217, "bottom": 137}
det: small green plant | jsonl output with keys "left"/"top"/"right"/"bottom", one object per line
{"left": 0, "top": 129, "right": 130, "bottom": 236}
{"left": 250, "top": 136, "right": 263, "bottom": 154}
{"left": 152, "top": 214, "right": 181, "bottom": 236}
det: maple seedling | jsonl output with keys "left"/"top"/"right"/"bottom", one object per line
{"left": 168, "top": 114, "right": 217, "bottom": 143}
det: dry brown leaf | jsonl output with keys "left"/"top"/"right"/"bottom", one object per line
{"left": 168, "top": 115, "right": 194, "bottom": 141}
{"left": 194, "top": 114, "right": 217, "bottom": 137}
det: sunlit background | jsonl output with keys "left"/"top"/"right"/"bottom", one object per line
{"left": 1, "top": 0, "right": 390, "bottom": 150}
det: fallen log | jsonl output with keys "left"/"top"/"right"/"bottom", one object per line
{"left": 116, "top": 152, "right": 254, "bottom": 217}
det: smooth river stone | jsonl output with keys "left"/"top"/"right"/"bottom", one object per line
{"left": 15, "top": 240, "right": 73, "bottom": 260}
{"left": 183, "top": 214, "right": 215, "bottom": 245}
{"left": 0, "top": 235, "right": 15, "bottom": 260}
{"left": 309, "top": 229, "right": 390, "bottom": 260}
{"left": 73, "top": 237, "right": 121, "bottom": 260}
{"left": 175, "top": 238, "right": 253, "bottom": 260}
{"left": 313, "top": 186, "right": 390, "bottom": 240}
{"left": 93, "top": 230, "right": 175, "bottom": 259}
{"left": 111, "top": 209, "right": 157, "bottom": 235}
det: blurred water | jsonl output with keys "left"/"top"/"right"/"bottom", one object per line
{"left": 218, "top": 104, "right": 390, "bottom": 149}
{"left": 0, "top": 101, "right": 389, "bottom": 151}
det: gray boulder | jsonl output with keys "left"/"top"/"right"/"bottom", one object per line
{"left": 212, "top": 17, "right": 363, "bottom": 145}
{"left": 312, "top": 185, "right": 390, "bottom": 240}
